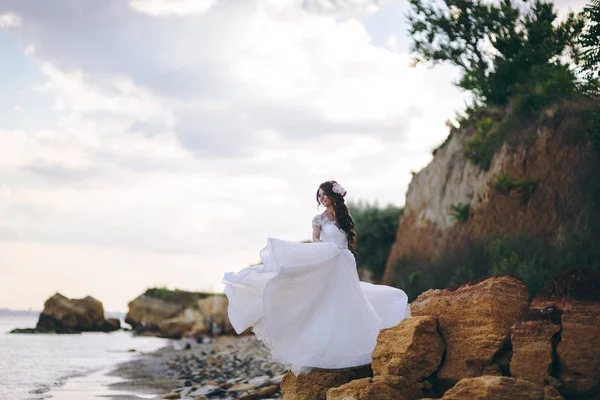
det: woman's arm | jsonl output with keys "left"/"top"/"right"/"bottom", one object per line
{"left": 312, "top": 225, "right": 322, "bottom": 242}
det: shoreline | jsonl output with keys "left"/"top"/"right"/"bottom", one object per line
{"left": 46, "top": 340, "right": 177, "bottom": 400}
{"left": 102, "top": 335, "right": 287, "bottom": 400}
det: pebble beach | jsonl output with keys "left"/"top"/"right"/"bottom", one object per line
{"left": 106, "top": 335, "right": 287, "bottom": 400}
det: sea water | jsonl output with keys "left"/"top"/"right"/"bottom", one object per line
{"left": 0, "top": 315, "right": 169, "bottom": 400}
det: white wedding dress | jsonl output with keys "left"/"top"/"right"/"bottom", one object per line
{"left": 222, "top": 214, "right": 410, "bottom": 373}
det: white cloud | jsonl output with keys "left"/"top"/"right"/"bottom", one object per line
{"left": 23, "top": 44, "right": 35, "bottom": 55}
{"left": 129, "top": 0, "right": 218, "bottom": 16}
{"left": 301, "top": 0, "right": 381, "bottom": 15}
{"left": 385, "top": 33, "right": 400, "bottom": 52}
{"left": 0, "top": 12, "right": 21, "bottom": 28}
{"left": 39, "top": 63, "right": 175, "bottom": 126}
{"left": 0, "top": 0, "right": 468, "bottom": 310}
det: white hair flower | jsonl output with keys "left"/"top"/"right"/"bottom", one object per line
{"left": 332, "top": 182, "right": 347, "bottom": 197}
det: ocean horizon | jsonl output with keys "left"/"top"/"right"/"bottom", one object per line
{"left": 0, "top": 314, "right": 170, "bottom": 399}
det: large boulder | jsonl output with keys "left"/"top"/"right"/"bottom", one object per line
{"left": 410, "top": 276, "right": 529, "bottom": 388}
{"left": 157, "top": 308, "right": 202, "bottom": 339}
{"left": 440, "top": 376, "right": 549, "bottom": 400}
{"left": 534, "top": 268, "right": 600, "bottom": 397}
{"left": 510, "top": 306, "right": 561, "bottom": 386}
{"left": 126, "top": 289, "right": 232, "bottom": 337}
{"left": 281, "top": 366, "right": 371, "bottom": 400}
{"left": 196, "top": 295, "right": 235, "bottom": 335}
{"left": 126, "top": 291, "right": 189, "bottom": 332}
{"left": 371, "top": 316, "right": 444, "bottom": 381}
{"left": 99, "top": 318, "right": 122, "bottom": 332}
{"left": 557, "top": 301, "right": 600, "bottom": 395}
{"left": 326, "top": 375, "right": 422, "bottom": 400}
{"left": 32, "top": 293, "right": 119, "bottom": 333}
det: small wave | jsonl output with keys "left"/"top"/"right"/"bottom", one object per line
{"left": 27, "top": 366, "right": 99, "bottom": 399}
{"left": 54, "top": 367, "right": 98, "bottom": 387}
{"left": 28, "top": 384, "right": 50, "bottom": 395}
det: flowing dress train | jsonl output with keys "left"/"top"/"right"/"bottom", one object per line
{"left": 222, "top": 214, "right": 410, "bottom": 372}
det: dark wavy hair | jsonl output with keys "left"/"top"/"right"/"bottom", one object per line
{"left": 316, "top": 180, "right": 357, "bottom": 255}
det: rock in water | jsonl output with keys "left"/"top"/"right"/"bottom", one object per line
{"left": 411, "top": 276, "right": 529, "bottom": 389}
{"left": 31, "top": 293, "right": 119, "bottom": 333}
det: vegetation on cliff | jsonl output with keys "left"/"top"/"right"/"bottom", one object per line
{"left": 386, "top": 0, "right": 600, "bottom": 300}
{"left": 144, "top": 287, "right": 218, "bottom": 307}
{"left": 348, "top": 202, "right": 403, "bottom": 281}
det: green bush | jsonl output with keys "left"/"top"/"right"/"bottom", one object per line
{"left": 486, "top": 234, "right": 563, "bottom": 295}
{"left": 389, "top": 230, "right": 600, "bottom": 302}
{"left": 449, "top": 203, "right": 471, "bottom": 224}
{"left": 348, "top": 202, "right": 403, "bottom": 282}
{"left": 511, "top": 65, "right": 578, "bottom": 120}
{"left": 577, "top": 0, "right": 600, "bottom": 92}
{"left": 491, "top": 173, "right": 539, "bottom": 203}
{"left": 464, "top": 117, "right": 505, "bottom": 170}
{"left": 144, "top": 288, "right": 215, "bottom": 305}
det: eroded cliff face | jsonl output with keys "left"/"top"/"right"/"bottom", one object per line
{"left": 382, "top": 105, "right": 597, "bottom": 285}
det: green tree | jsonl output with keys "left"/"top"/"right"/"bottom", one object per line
{"left": 407, "top": 0, "right": 584, "bottom": 107}
{"left": 578, "top": 0, "right": 600, "bottom": 90}
{"left": 348, "top": 202, "right": 403, "bottom": 282}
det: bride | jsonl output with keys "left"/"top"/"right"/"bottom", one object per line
{"left": 222, "top": 180, "right": 410, "bottom": 373}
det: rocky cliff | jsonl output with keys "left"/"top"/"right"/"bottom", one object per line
{"left": 280, "top": 269, "right": 600, "bottom": 400}
{"left": 382, "top": 101, "right": 600, "bottom": 297}
{"left": 126, "top": 288, "right": 234, "bottom": 338}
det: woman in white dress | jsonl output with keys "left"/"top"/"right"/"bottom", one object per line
{"left": 222, "top": 181, "right": 410, "bottom": 373}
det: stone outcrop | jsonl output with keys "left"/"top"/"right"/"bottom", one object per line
{"left": 11, "top": 293, "right": 120, "bottom": 333}
{"left": 280, "top": 367, "right": 371, "bottom": 400}
{"left": 510, "top": 305, "right": 561, "bottom": 386}
{"left": 371, "top": 316, "right": 444, "bottom": 381}
{"left": 556, "top": 301, "right": 600, "bottom": 396}
{"left": 157, "top": 308, "right": 203, "bottom": 339}
{"left": 277, "top": 270, "right": 600, "bottom": 400}
{"left": 126, "top": 289, "right": 233, "bottom": 338}
{"left": 126, "top": 291, "right": 191, "bottom": 332}
{"left": 410, "top": 276, "right": 529, "bottom": 388}
{"left": 440, "top": 376, "right": 550, "bottom": 400}
{"left": 326, "top": 375, "right": 422, "bottom": 400}
{"left": 533, "top": 268, "right": 600, "bottom": 398}
{"left": 196, "top": 295, "right": 235, "bottom": 336}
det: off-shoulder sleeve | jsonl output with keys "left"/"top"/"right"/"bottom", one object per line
{"left": 312, "top": 215, "right": 322, "bottom": 228}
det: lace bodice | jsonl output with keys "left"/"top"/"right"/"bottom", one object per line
{"left": 312, "top": 214, "right": 348, "bottom": 249}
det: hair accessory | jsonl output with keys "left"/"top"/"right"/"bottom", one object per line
{"left": 332, "top": 182, "right": 347, "bottom": 197}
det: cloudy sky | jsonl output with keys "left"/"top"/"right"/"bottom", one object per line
{"left": 0, "top": 0, "right": 585, "bottom": 312}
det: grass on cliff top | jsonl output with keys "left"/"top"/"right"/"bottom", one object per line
{"left": 144, "top": 288, "right": 223, "bottom": 305}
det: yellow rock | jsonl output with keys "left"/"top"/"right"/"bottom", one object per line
{"left": 326, "top": 375, "right": 422, "bottom": 400}
{"left": 441, "top": 376, "right": 543, "bottom": 399}
{"left": 372, "top": 316, "right": 444, "bottom": 381}
{"left": 411, "top": 276, "right": 529, "bottom": 389}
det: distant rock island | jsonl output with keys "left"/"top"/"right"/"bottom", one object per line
{"left": 10, "top": 293, "right": 121, "bottom": 334}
